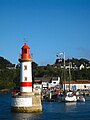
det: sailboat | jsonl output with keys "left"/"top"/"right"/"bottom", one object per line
{"left": 64, "top": 62, "right": 77, "bottom": 102}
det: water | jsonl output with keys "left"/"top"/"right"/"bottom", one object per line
{"left": 0, "top": 94, "right": 90, "bottom": 120}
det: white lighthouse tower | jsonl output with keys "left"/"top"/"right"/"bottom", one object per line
{"left": 20, "top": 43, "right": 32, "bottom": 94}
{"left": 11, "top": 43, "right": 42, "bottom": 113}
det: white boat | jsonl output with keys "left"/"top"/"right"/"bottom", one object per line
{"left": 65, "top": 91, "right": 77, "bottom": 102}
{"left": 77, "top": 95, "right": 85, "bottom": 102}
{"left": 76, "top": 91, "right": 85, "bottom": 102}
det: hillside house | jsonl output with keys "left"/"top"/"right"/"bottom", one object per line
{"left": 6, "top": 64, "right": 16, "bottom": 69}
{"left": 49, "top": 77, "right": 60, "bottom": 87}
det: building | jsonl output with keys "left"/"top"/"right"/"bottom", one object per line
{"left": 49, "top": 77, "right": 60, "bottom": 87}
{"left": 34, "top": 77, "right": 61, "bottom": 89}
{"left": 63, "top": 80, "right": 90, "bottom": 91}
{"left": 6, "top": 64, "right": 17, "bottom": 69}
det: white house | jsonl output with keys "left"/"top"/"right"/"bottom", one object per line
{"left": 49, "top": 77, "right": 60, "bottom": 87}
{"left": 33, "top": 83, "right": 42, "bottom": 89}
{"left": 6, "top": 64, "right": 17, "bottom": 69}
{"left": 79, "top": 64, "right": 85, "bottom": 70}
{"left": 34, "top": 77, "right": 61, "bottom": 89}
{"left": 63, "top": 80, "right": 90, "bottom": 91}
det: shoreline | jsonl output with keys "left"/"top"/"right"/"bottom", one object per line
{"left": 0, "top": 89, "right": 11, "bottom": 94}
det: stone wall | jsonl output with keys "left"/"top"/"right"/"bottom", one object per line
{"left": 11, "top": 90, "right": 42, "bottom": 113}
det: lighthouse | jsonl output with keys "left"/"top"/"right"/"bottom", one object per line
{"left": 11, "top": 43, "right": 42, "bottom": 113}
{"left": 19, "top": 43, "right": 32, "bottom": 94}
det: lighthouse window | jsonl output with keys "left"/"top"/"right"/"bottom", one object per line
{"left": 24, "top": 49, "right": 27, "bottom": 54}
{"left": 24, "top": 77, "right": 27, "bottom": 81}
{"left": 24, "top": 65, "right": 27, "bottom": 70}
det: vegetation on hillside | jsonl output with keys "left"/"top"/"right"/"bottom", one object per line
{"left": 0, "top": 69, "right": 19, "bottom": 90}
{"left": 0, "top": 56, "right": 90, "bottom": 90}
{"left": 0, "top": 56, "right": 12, "bottom": 69}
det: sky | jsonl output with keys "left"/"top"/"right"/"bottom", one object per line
{"left": 0, "top": 0, "right": 90, "bottom": 66}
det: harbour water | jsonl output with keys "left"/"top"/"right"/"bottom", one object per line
{"left": 0, "top": 93, "right": 90, "bottom": 120}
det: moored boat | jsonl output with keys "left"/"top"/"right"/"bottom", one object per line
{"left": 65, "top": 91, "right": 77, "bottom": 102}
{"left": 76, "top": 91, "right": 85, "bottom": 102}
{"left": 77, "top": 95, "right": 85, "bottom": 102}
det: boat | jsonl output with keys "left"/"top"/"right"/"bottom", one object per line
{"left": 77, "top": 95, "right": 85, "bottom": 102}
{"left": 57, "top": 93, "right": 65, "bottom": 102}
{"left": 76, "top": 91, "right": 85, "bottom": 102}
{"left": 65, "top": 91, "right": 77, "bottom": 102}
{"left": 64, "top": 62, "right": 77, "bottom": 102}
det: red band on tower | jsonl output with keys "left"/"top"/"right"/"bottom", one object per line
{"left": 20, "top": 82, "right": 32, "bottom": 87}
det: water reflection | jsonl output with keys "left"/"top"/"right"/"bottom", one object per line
{"left": 65, "top": 102, "right": 77, "bottom": 112}
{"left": 13, "top": 113, "right": 42, "bottom": 120}
{"left": 65, "top": 102, "right": 76, "bottom": 106}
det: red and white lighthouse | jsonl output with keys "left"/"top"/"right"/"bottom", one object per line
{"left": 11, "top": 43, "right": 42, "bottom": 113}
{"left": 19, "top": 43, "right": 32, "bottom": 93}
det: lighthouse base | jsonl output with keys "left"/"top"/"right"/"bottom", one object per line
{"left": 11, "top": 106, "right": 42, "bottom": 113}
{"left": 11, "top": 92, "right": 42, "bottom": 113}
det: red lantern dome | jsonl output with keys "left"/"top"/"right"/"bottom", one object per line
{"left": 21, "top": 43, "right": 31, "bottom": 59}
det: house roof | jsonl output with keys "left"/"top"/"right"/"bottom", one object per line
{"left": 34, "top": 80, "right": 41, "bottom": 83}
{"left": 63, "top": 80, "right": 90, "bottom": 84}
{"left": 34, "top": 77, "right": 51, "bottom": 83}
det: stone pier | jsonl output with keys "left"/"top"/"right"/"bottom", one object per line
{"left": 11, "top": 89, "right": 42, "bottom": 113}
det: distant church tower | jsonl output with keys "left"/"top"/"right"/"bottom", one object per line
{"left": 11, "top": 43, "right": 42, "bottom": 113}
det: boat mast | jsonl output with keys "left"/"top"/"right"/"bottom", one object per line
{"left": 63, "top": 52, "right": 66, "bottom": 93}
{"left": 56, "top": 52, "right": 66, "bottom": 93}
{"left": 69, "top": 62, "right": 71, "bottom": 91}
